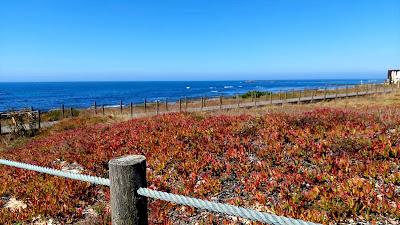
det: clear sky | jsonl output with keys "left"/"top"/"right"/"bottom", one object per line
{"left": 0, "top": 0, "right": 399, "bottom": 81}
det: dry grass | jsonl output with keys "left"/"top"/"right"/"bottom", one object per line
{"left": 203, "top": 90, "right": 400, "bottom": 117}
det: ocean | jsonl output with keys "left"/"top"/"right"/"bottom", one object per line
{"left": 0, "top": 79, "right": 383, "bottom": 112}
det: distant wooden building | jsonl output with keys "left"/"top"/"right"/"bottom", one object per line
{"left": 388, "top": 70, "right": 400, "bottom": 84}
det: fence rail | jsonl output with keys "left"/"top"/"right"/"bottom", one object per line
{"left": 0, "top": 156, "right": 321, "bottom": 225}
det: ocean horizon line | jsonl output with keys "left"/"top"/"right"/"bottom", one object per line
{"left": 0, "top": 78, "right": 385, "bottom": 83}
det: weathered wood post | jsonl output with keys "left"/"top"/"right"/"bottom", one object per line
{"left": 204, "top": 96, "right": 206, "bottom": 107}
{"left": 165, "top": 98, "right": 168, "bottom": 111}
{"left": 270, "top": 92, "right": 273, "bottom": 104}
{"left": 298, "top": 89, "right": 301, "bottom": 103}
{"left": 102, "top": 105, "right": 105, "bottom": 116}
{"left": 285, "top": 91, "right": 288, "bottom": 103}
{"left": 130, "top": 102, "right": 133, "bottom": 117}
{"left": 120, "top": 100, "right": 123, "bottom": 114}
{"left": 311, "top": 89, "right": 314, "bottom": 102}
{"left": 335, "top": 87, "right": 338, "bottom": 98}
{"left": 356, "top": 85, "right": 359, "bottom": 96}
{"left": 184, "top": 96, "right": 188, "bottom": 111}
{"left": 62, "top": 104, "right": 65, "bottom": 118}
{"left": 254, "top": 93, "right": 257, "bottom": 106}
{"left": 37, "top": 110, "right": 41, "bottom": 130}
{"left": 156, "top": 100, "right": 159, "bottom": 115}
{"left": 279, "top": 90, "right": 281, "bottom": 101}
{"left": 70, "top": 107, "right": 73, "bottom": 117}
{"left": 219, "top": 96, "right": 222, "bottom": 109}
{"left": 0, "top": 115, "right": 2, "bottom": 135}
{"left": 109, "top": 155, "right": 148, "bottom": 225}
{"left": 179, "top": 98, "right": 182, "bottom": 112}
{"left": 144, "top": 98, "right": 147, "bottom": 113}
{"left": 346, "top": 85, "right": 348, "bottom": 97}
{"left": 237, "top": 94, "right": 240, "bottom": 108}
{"left": 94, "top": 101, "right": 97, "bottom": 115}
{"left": 324, "top": 87, "right": 327, "bottom": 100}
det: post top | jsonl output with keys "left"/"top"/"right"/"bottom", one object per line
{"left": 109, "top": 155, "right": 146, "bottom": 166}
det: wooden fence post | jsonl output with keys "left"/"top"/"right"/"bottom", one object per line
{"left": 298, "top": 90, "right": 301, "bottom": 102}
{"left": 156, "top": 101, "right": 159, "bottom": 115}
{"left": 324, "top": 87, "right": 327, "bottom": 100}
{"left": 94, "top": 101, "right": 97, "bottom": 115}
{"left": 201, "top": 97, "right": 204, "bottom": 109}
{"left": 165, "top": 98, "right": 168, "bottom": 111}
{"left": 102, "top": 105, "right": 105, "bottom": 116}
{"left": 130, "top": 102, "right": 133, "bottom": 117}
{"left": 120, "top": 100, "right": 123, "bottom": 114}
{"left": 179, "top": 98, "right": 182, "bottom": 112}
{"left": 335, "top": 87, "right": 338, "bottom": 98}
{"left": 270, "top": 92, "right": 273, "bottom": 104}
{"left": 311, "top": 89, "right": 314, "bottom": 102}
{"left": 62, "top": 104, "right": 65, "bottom": 118}
{"left": 37, "top": 110, "right": 41, "bottom": 130}
{"left": 70, "top": 107, "right": 73, "bottom": 117}
{"left": 279, "top": 90, "right": 281, "bottom": 101}
{"left": 237, "top": 94, "right": 240, "bottom": 108}
{"left": 285, "top": 91, "right": 288, "bottom": 103}
{"left": 109, "top": 155, "right": 148, "bottom": 225}
{"left": 0, "top": 115, "right": 2, "bottom": 135}
{"left": 184, "top": 96, "right": 188, "bottom": 111}
{"left": 219, "top": 96, "right": 222, "bottom": 109}
{"left": 144, "top": 98, "right": 147, "bottom": 113}
{"left": 346, "top": 86, "right": 348, "bottom": 97}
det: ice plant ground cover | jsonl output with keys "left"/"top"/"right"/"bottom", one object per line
{"left": 0, "top": 108, "right": 399, "bottom": 224}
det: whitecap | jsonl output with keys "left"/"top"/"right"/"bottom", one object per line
{"left": 224, "top": 86, "right": 233, "bottom": 89}
{"left": 186, "top": 86, "right": 190, "bottom": 89}
{"left": 104, "top": 105, "right": 122, "bottom": 108}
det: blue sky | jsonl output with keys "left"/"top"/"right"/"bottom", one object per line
{"left": 0, "top": 0, "right": 399, "bottom": 81}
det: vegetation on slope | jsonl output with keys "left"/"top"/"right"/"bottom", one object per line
{"left": 0, "top": 107, "right": 399, "bottom": 224}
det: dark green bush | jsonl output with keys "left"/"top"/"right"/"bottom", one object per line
{"left": 240, "top": 90, "right": 272, "bottom": 98}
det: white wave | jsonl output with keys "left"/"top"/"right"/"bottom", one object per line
{"left": 104, "top": 105, "right": 122, "bottom": 108}
{"left": 210, "top": 90, "right": 218, "bottom": 93}
{"left": 186, "top": 86, "right": 190, "bottom": 89}
{"left": 224, "top": 86, "right": 233, "bottom": 89}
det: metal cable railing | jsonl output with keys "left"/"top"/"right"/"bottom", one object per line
{"left": 0, "top": 158, "right": 321, "bottom": 225}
